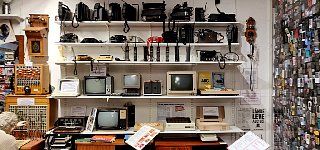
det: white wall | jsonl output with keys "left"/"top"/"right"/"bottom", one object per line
{"left": 9, "top": 0, "right": 273, "bottom": 147}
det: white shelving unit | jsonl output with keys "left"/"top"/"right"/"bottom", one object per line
{"left": 54, "top": 19, "right": 244, "bottom": 143}
{"left": 47, "top": 126, "right": 244, "bottom": 135}
{"left": 0, "top": 14, "right": 24, "bottom": 22}
{"left": 55, "top": 42, "right": 240, "bottom": 47}
{"left": 55, "top": 60, "right": 245, "bottom": 66}
{"left": 55, "top": 21, "right": 240, "bottom": 27}
{"left": 50, "top": 95, "right": 244, "bottom": 99}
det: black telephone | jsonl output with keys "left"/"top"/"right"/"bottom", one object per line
{"left": 75, "top": 2, "right": 91, "bottom": 22}
{"left": 60, "top": 33, "right": 78, "bottom": 43}
{"left": 58, "top": 2, "right": 72, "bottom": 21}
{"left": 93, "top": 3, "right": 109, "bottom": 21}
{"left": 122, "top": 2, "right": 138, "bottom": 33}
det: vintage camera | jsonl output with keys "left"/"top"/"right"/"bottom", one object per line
{"left": 197, "top": 29, "right": 224, "bottom": 43}
{"left": 109, "top": 3, "right": 121, "bottom": 21}
{"left": 93, "top": 3, "right": 109, "bottom": 21}
{"left": 110, "top": 35, "right": 127, "bottom": 43}
{"left": 58, "top": 2, "right": 73, "bottom": 21}
{"left": 170, "top": 2, "right": 193, "bottom": 21}
{"left": 141, "top": 1, "right": 166, "bottom": 22}
{"left": 60, "top": 33, "right": 78, "bottom": 43}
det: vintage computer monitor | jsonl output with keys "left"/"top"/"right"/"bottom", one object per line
{"left": 122, "top": 73, "right": 141, "bottom": 95}
{"left": 167, "top": 71, "right": 197, "bottom": 95}
{"left": 52, "top": 78, "right": 81, "bottom": 96}
{"left": 95, "top": 108, "right": 128, "bottom": 130}
{"left": 84, "top": 76, "right": 114, "bottom": 95}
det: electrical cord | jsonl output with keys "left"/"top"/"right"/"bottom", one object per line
{"left": 73, "top": 59, "right": 77, "bottom": 75}
{"left": 123, "top": 18, "right": 130, "bottom": 33}
{"left": 216, "top": 52, "right": 226, "bottom": 69}
{"left": 71, "top": 13, "right": 79, "bottom": 28}
{"left": 249, "top": 44, "right": 254, "bottom": 91}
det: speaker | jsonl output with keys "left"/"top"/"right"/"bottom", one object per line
{"left": 152, "top": 81, "right": 161, "bottom": 94}
{"left": 144, "top": 80, "right": 162, "bottom": 95}
{"left": 125, "top": 104, "right": 135, "bottom": 127}
{"left": 144, "top": 81, "right": 152, "bottom": 94}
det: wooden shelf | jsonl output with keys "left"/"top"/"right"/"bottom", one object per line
{"left": 55, "top": 61, "right": 245, "bottom": 66}
{"left": 49, "top": 95, "right": 244, "bottom": 99}
{"left": 55, "top": 42, "right": 240, "bottom": 47}
{"left": 55, "top": 21, "right": 240, "bottom": 27}
{"left": 46, "top": 126, "right": 244, "bottom": 135}
{"left": 0, "top": 14, "right": 24, "bottom": 22}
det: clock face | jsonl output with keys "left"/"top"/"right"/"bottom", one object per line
{"left": 31, "top": 41, "right": 40, "bottom": 53}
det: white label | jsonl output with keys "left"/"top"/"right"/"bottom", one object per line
{"left": 203, "top": 107, "right": 219, "bottom": 116}
{"left": 17, "top": 98, "right": 35, "bottom": 106}
{"left": 315, "top": 78, "right": 320, "bottom": 84}
{"left": 71, "top": 106, "right": 86, "bottom": 116}
{"left": 25, "top": 61, "right": 33, "bottom": 66}
{"left": 33, "top": 89, "right": 39, "bottom": 92}
{"left": 120, "top": 110, "right": 126, "bottom": 119}
{"left": 61, "top": 82, "right": 78, "bottom": 92}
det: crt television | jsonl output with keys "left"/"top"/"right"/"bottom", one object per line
{"left": 167, "top": 71, "right": 197, "bottom": 95}
{"left": 84, "top": 76, "right": 114, "bottom": 95}
{"left": 122, "top": 73, "right": 141, "bottom": 89}
{"left": 95, "top": 108, "right": 128, "bottom": 130}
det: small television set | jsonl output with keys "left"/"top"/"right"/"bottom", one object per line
{"left": 95, "top": 108, "right": 128, "bottom": 130}
{"left": 52, "top": 78, "right": 80, "bottom": 96}
{"left": 84, "top": 76, "right": 114, "bottom": 95}
{"left": 123, "top": 74, "right": 141, "bottom": 89}
{"left": 167, "top": 71, "right": 197, "bottom": 95}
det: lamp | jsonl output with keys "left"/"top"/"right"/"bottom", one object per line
{"left": 2, "top": 0, "right": 12, "bottom": 14}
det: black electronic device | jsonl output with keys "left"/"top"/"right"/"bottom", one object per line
{"left": 197, "top": 29, "right": 224, "bottom": 43}
{"left": 162, "top": 20, "right": 177, "bottom": 43}
{"left": 143, "top": 80, "right": 162, "bottom": 95}
{"left": 134, "top": 37, "right": 137, "bottom": 61}
{"left": 141, "top": 1, "right": 166, "bottom": 22}
{"left": 186, "top": 45, "right": 191, "bottom": 62}
{"left": 125, "top": 43, "right": 130, "bottom": 61}
{"left": 150, "top": 45, "right": 154, "bottom": 61}
{"left": 166, "top": 44, "right": 170, "bottom": 62}
{"left": 199, "top": 50, "right": 217, "bottom": 61}
{"left": 123, "top": 3, "right": 137, "bottom": 21}
{"left": 170, "top": 2, "right": 193, "bottom": 21}
{"left": 95, "top": 108, "right": 128, "bottom": 130}
{"left": 110, "top": 35, "right": 127, "bottom": 43}
{"left": 179, "top": 24, "right": 194, "bottom": 44}
{"left": 144, "top": 46, "right": 148, "bottom": 61}
{"left": 58, "top": 2, "right": 73, "bottom": 21}
{"left": 93, "top": 3, "right": 109, "bottom": 21}
{"left": 224, "top": 25, "right": 239, "bottom": 61}
{"left": 109, "top": 3, "right": 122, "bottom": 21}
{"left": 124, "top": 102, "right": 135, "bottom": 127}
{"left": 84, "top": 76, "right": 114, "bottom": 96}
{"left": 208, "top": 3, "right": 236, "bottom": 22}
{"left": 75, "top": 2, "right": 91, "bottom": 22}
{"left": 157, "top": 43, "right": 160, "bottom": 62}
{"left": 60, "top": 33, "right": 78, "bottom": 43}
{"left": 80, "top": 38, "right": 103, "bottom": 43}
{"left": 195, "top": 7, "right": 205, "bottom": 22}
{"left": 55, "top": 116, "right": 88, "bottom": 127}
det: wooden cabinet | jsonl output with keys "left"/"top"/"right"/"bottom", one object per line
{"left": 5, "top": 95, "right": 58, "bottom": 131}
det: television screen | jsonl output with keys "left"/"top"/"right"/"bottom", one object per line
{"left": 124, "top": 75, "right": 139, "bottom": 87}
{"left": 171, "top": 74, "right": 193, "bottom": 91}
{"left": 85, "top": 78, "right": 106, "bottom": 94}
{"left": 97, "top": 111, "right": 118, "bottom": 128}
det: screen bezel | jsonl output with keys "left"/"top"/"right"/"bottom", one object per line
{"left": 122, "top": 73, "right": 141, "bottom": 89}
{"left": 84, "top": 76, "right": 107, "bottom": 95}
{"left": 167, "top": 71, "right": 197, "bottom": 95}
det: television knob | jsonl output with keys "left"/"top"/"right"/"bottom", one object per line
{"left": 107, "top": 89, "right": 110, "bottom": 92}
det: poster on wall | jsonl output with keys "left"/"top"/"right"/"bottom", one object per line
{"left": 157, "top": 103, "right": 187, "bottom": 121}
{"left": 236, "top": 107, "right": 266, "bottom": 140}
{"left": 240, "top": 90, "right": 261, "bottom": 105}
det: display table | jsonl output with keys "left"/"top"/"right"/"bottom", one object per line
{"left": 155, "top": 138, "right": 228, "bottom": 150}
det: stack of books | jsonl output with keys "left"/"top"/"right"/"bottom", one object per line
{"left": 90, "top": 135, "right": 116, "bottom": 143}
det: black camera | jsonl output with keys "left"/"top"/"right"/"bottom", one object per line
{"left": 75, "top": 2, "right": 92, "bottom": 21}
{"left": 58, "top": 2, "right": 73, "bottom": 21}
{"left": 170, "top": 2, "right": 193, "bottom": 21}
{"left": 197, "top": 29, "right": 224, "bottom": 43}
{"left": 199, "top": 50, "right": 217, "bottom": 61}
{"left": 110, "top": 35, "right": 127, "bottom": 43}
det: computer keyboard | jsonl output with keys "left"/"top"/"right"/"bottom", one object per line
{"left": 120, "top": 93, "right": 141, "bottom": 96}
